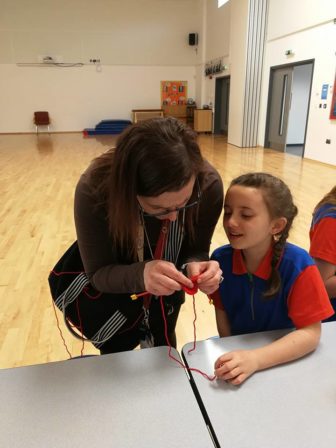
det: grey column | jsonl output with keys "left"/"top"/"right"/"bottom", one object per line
{"left": 242, "top": 0, "right": 268, "bottom": 147}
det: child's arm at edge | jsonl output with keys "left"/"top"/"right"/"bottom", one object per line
{"left": 214, "top": 322, "right": 321, "bottom": 385}
{"left": 313, "top": 258, "right": 336, "bottom": 298}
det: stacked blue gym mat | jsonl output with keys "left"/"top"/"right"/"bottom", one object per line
{"left": 83, "top": 119, "right": 132, "bottom": 136}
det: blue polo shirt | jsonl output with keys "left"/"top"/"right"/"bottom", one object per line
{"left": 210, "top": 243, "right": 334, "bottom": 335}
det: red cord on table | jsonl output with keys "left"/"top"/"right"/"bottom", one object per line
{"left": 51, "top": 269, "right": 216, "bottom": 380}
{"left": 159, "top": 296, "right": 216, "bottom": 381}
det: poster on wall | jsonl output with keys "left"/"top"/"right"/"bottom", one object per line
{"left": 161, "top": 81, "right": 188, "bottom": 106}
{"left": 330, "top": 75, "right": 336, "bottom": 120}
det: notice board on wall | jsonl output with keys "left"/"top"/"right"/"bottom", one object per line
{"left": 161, "top": 81, "right": 187, "bottom": 106}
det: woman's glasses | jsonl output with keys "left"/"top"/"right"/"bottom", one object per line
{"left": 139, "top": 179, "right": 202, "bottom": 218}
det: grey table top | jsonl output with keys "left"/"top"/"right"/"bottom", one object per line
{"left": 182, "top": 321, "right": 336, "bottom": 448}
{"left": 0, "top": 346, "right": 215, "bottom": 448}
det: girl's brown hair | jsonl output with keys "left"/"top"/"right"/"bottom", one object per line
{"left": 230, "top": 172, "right": 298, "bottom": 298}
{"left": 314, "top": 186, "right": 336, "bottom": 212}
{"left": 88, "top": 117, "right": 204, "bottom": 258}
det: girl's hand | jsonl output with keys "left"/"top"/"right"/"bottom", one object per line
{"left": 144, "top": 260, "right": 193, "bottom": 296}
{"left": 186, "top": 260, "right": 222, "bottom": 295}
{"left": 214, "top": 324, "right": 321, "bottom": 385}
{"left": 214, "top": 350, "right": 260, "bottom": 385}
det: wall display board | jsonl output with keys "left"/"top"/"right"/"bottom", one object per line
{"left": 161, "top": 81, "right": 187, "bottom": 106}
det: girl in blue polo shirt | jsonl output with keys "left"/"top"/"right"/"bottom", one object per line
{"left": 309, "top": 185, "right": 336, "bottom": 320}
{"left": 210, "top": 173, "right": 334, "bottom": 385}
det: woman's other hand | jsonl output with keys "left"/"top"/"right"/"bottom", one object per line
{"left": 187, "top": 260, "right": 223, "bottom": 295}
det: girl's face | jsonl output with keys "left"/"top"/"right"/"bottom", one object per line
{"left": 223, "top": 185, "right": 285, "bottom": 253}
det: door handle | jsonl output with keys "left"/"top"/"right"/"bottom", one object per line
{"left": 279, "top": 74, "right": 288, "bottom": 136}
{"left": 289, "top": 91, "right": 292, "bottom": 109}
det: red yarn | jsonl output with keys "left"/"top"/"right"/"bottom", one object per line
{"left": 187, "top": 295, "right": 197, "bottom": 355}
{"left": 181, "top": 274, "right": 199, "bottom": 295}
{"left": 75, "top": 298, "right": 85, "bottom": 356}
{"left": 160, "top": 296, "right": 216, "bottom": 382}
{"left": 51, "top": 296, "right": 72, "bottom": 359}
{"left": 51, "top": 269, "right": 216, "bottom": 381}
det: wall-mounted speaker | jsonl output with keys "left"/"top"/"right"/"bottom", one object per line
{"left": 188, "top": 33, "right": 198, "bottom": 46}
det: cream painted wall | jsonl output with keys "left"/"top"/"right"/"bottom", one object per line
{"left": 227, "top": 0, "right": 249, "bottom": 146}
{"left": 202, "top": 0, "right": 336, "bottom": 166}
{"left": 259, "top": 3, "right": 336, "bottom": 166}
{"left": 194, "top": 0, "right": 208, "bottom": 107}
{"left": 0, "top": 0, "right": 202, "bottom": 66}
{"left": 195, "top": 64, "right": 205, "bottom": 108}
{"left": 201, "top": 0, "right": 231, "bottom": 111}
{"left": 0, "top": 0, "right": 201, "bottom": 132}
{"left": 0, "top": 64, "right": 196, "bottom": 132}
{"left": 267, "top": 0, "right": 336, "bottom": 41}
{"left": 1, "top": 0, "right": 336, "bottom": 167}
{"left": 205, "top": 0, "right": 230, "bottom": 61}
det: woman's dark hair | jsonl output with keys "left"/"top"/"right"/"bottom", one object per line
{"left": 230, "top": 172, "right": 298, "bottom": 298}
{"left": 89, "top": 117, "right": 204, "bottom": 258}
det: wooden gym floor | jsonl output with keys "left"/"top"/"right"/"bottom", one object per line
{"left": 0, "top": 132, "right": 335, "bottom": 369}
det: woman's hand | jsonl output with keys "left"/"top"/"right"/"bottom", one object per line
{"left": 186, "top": 260, "right": 222, "bottom": 295}
{"left": 214, "top": 350, "right": 260, "bottom": 385}
{"left": 144, "top": 260, "right": 193, "bottom": 296}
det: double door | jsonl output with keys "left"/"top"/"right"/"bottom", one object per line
{"left": 265, "top": 62, "right": 313, "bottom": 153}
